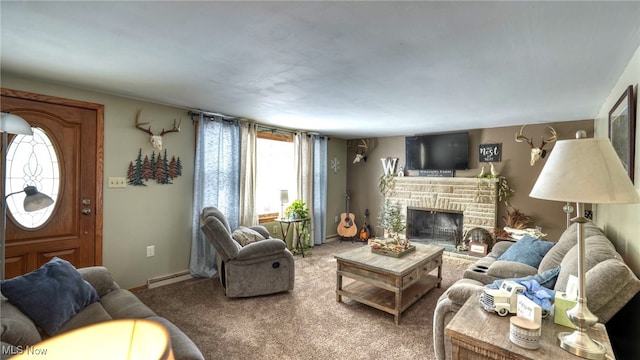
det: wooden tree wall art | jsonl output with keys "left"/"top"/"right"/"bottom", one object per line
{"left": 127, "top": 148, "right": 183, "bottom": 186}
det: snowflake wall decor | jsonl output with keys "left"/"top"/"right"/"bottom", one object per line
{"left": 331, "top": 157, "right": 340, "bottom": 173}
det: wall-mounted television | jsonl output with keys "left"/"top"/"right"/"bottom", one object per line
{"left": 405, "top": 132, "right": 469, "bottom": 171}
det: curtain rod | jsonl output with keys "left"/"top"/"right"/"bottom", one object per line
{"left": 188, "top": 110, "right": 329, "bottom": 139}
{"left": 188, "top": 110, "right": 237, "bottom": 121}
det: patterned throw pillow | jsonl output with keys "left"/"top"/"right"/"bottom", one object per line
{"left": 232, "top": 226, "right": 266, "bottom": 246}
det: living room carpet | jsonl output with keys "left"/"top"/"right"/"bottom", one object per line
{"left": 134, "top": 240, "right": 473, "bottom": 360}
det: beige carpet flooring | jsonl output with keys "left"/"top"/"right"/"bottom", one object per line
{"left": 135, "top": 240, "right": 473, "bottom": 360}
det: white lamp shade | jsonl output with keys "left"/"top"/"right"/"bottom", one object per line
{"left": 0, "top": 112, "right": 33, "bottom": 135}
{"left": 530, "top": 137, "right": 640, "bottom": 204}
{"left": 11, "top": 319, "right": 174, "bottom": 359}
{"left": 280, "top": 189, "right": 289, "bottom": 203}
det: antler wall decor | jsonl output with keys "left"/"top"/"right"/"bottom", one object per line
{"left": 352, "top": 138, "right": 377, "bottom": 163}
{"left": 135, "top": 109, "right": 182, "bottom": 150}
{"left": 515, "top": 125, "right": 558, "bottom": 166}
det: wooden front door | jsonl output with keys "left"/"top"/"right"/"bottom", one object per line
{"left": 1, "top": 89, "right": 103, "bottom": 278}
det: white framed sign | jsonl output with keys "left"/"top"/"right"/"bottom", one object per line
{"left": 468, "top": 242, "right": 488, "bottom": 256}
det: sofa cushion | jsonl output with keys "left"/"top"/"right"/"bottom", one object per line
{"left": 538, "top": 222, "right": 604, "bottom": 273}
{"left": 497, "top": 235, "right": 555, "bottom": 268}
{"left": 0, "top": 258, "right": 99, "bottom": 336}
{"left": 443, "top": 279, "right": 484, "bottom": 305}
{"left": 0, "top": 299, "right": 41, "bottom": 348}
{"left": 232, "top": 226, "right": 265, "bottom": 246}
{"left": 555, "top": 234, "right": 617, "bottom": 291}
{"left": 99, "top": 289, "right": 157, "bottom": 320}
{"left": 487, "top": 265, "right": 561, "bottom": 290}
{"left": 147, "top": 316, "right": 205, "bottom": 360}
{"left": 77, "top": 266, "right": 120, "bottom": 297}
{"left": 584, "top": 259, "right": 640, "bottom": 323}
{"left": 486, "top": 260, "right": 538, "bottom": 279}
{"left": 55, "top": 302, "right": 113, "bottom": 335}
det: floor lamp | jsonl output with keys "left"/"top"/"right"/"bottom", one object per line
{"left": 1, "top": 112, "right": 55, "bottom": 280}
{"left": 529, "top": 131, "right": 639, "bottom": 359}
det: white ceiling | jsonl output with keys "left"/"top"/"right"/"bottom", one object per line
{"left": 2, "top": 1, "right": 639, "bottom": 139}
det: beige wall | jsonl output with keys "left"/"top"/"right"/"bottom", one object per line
{"left": 2, "top": 73, "right": 196, "bottom": 289}
{"left": 593, "top": 45, "right": 640, "bottom": 276}
{"left": 346, "top": 121, "right": 594, "bottom": 242}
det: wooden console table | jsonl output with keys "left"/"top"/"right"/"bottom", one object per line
{"left": 445, "top": 296, "right": 615, "bottom": 360}
{"left": 335, "top": 243, "right": 443, "bottom": 325}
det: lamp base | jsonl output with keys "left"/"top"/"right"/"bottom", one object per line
{"left": 557, "top": 330, "right": 606, "bottom": 360}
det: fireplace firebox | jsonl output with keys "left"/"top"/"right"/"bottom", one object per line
{"left": 406, "top": 207, "right": 463, "bottom": 248}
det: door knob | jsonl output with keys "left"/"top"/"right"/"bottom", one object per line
{"left": 81, "top": 208, "right": 92, "bottom": 215}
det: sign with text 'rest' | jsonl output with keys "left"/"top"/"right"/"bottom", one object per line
{"left": 479, "top": 143, "right": 501, "bottom": 162}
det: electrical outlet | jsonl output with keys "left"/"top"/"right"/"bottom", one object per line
{"left": 272, "top": 225, "right": 278, "bottom": 233}
{"left": 335, "top": 216, "right": 339, "bottom": 223}
{"left": 108, "top": 177, "right": 127, "bottom": 188}
{"left": 146, "top": 245, "right": 155, "bottom": 257}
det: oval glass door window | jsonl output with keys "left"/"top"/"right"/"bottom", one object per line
{"left": 5, "top": 127, "right": 60, "bottom": 228}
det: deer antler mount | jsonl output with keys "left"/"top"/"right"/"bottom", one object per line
{"left": 515, "top": 125, "right": 558, "bottom": 166}
{"left": 352, "top": 138, "right": 377, "bottom": 164}
{"left": 135, "top": 109, "right": 182, "bottom": 150}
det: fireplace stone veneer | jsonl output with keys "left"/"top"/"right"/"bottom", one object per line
{"left": 389, "top": 177, "right": 498, "bottom": 237}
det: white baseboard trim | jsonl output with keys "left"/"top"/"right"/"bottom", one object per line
{"left": 146, "top": 270, "right": 192, "bottom": 289}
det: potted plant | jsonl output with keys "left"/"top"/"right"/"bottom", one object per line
{"left": 285, "top": 199, "right": 309, "bottom": 219}
{"left": 475, "top": 169, "right": 514, "bottom": 205}
{"left": 381, "top": 200, "right": 405, "bottom": 238}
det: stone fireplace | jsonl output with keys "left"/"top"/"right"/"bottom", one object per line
{"left": 389, "top": 177, "right": 497, "bottom": 247}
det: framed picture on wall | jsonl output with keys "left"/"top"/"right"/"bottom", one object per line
{"left": 608, "top": 85, "right": 636, "bottom": 183}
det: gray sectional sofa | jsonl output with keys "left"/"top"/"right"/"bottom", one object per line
{"left": 1, "top": 265, "right": 204, "bottom": 360}
{"left": 433, "top": 221, "right": 640, "bottom": 360}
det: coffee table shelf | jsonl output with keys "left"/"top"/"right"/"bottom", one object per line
{"left": 335, "top": 243, "right": 443, "bottom": 324}
{"left": 338, "top": 274, "right": 441, "bottom": 317}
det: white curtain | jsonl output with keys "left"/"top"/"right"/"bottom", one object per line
{"left": 312, "top": 136, "right": 328, "bottom": 245}
{"left": 239, "top": 121, "right": 258, "bottom": 226}
{"left": 189, "top": 114, "right": 241, "bottom": 278}
{"left": 294, "top": 132, "right": 314, "bottom": 244}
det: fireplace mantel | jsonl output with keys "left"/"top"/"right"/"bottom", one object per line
{"left": 389, "top": 177, "right": 497, "bottom": 236}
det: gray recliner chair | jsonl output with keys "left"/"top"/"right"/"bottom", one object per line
{"left": 199, "top": 207, "right": 295, "bottom": 297}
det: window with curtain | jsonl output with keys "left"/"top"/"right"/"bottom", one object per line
{"left": 256, "top": 132, "right": 296, "bottom": 223}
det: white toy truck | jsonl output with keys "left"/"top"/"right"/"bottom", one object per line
{"left": 480, "top": 281, "right": 526, "bottom": 316}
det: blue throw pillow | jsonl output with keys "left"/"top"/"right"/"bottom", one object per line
{"left": 0, "top": 257, "right": 99, "bottom": 336}
{"left": 497, "top": 234, "right": 555, "bottom": 268}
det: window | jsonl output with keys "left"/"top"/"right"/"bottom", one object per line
{"left": 6, "top": 127, "right": 60, "bottom": 228}
{"left": 256, "top": 132, "right": 295, "bottom": 223}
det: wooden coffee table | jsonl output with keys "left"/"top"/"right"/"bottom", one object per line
{"left": 335, "top": 242, "right": 443, "bottom": 324}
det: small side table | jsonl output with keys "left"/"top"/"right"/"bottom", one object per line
{"left": 275, "top": 217, "right": 310, "bottom": 257}
{"left": 445, "top": 296, "right": 615, "bottom": 360}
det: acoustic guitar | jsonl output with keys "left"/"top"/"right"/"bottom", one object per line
{"left": 337, "top": 193, "right": 358, "bottom": 238}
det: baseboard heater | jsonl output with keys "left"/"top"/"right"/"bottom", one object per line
{"left": 146, "top": 270, "right": 192, "bottom": 289}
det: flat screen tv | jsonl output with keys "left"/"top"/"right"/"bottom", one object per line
{"left": 405, "top": 132, "right": 469, "bottom": 171}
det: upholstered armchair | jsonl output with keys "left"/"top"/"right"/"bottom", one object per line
{"left": 199, "top": 207, "right": 295, "bottom": 297}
